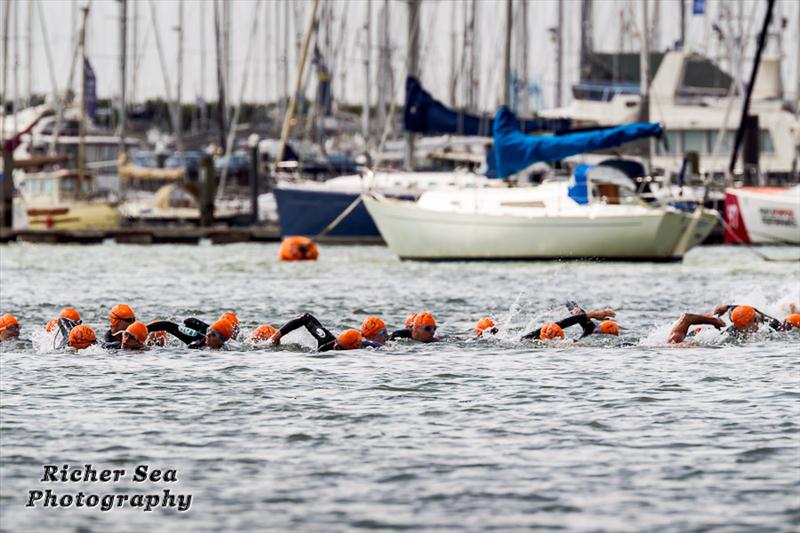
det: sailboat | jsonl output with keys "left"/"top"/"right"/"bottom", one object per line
{"left": 364, "top": 106, "right": 718, "bottom": 261}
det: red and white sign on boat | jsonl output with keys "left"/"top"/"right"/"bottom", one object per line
{"left": 724, "top": 186, "right": 800, "bottom": 245}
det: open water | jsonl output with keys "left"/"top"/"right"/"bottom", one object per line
{"left": 1, "top": 242, "right": 798, "bottom": 532}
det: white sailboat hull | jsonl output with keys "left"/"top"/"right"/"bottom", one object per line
{"left": 364, "top": 192, "right": 717, "bottom": 261}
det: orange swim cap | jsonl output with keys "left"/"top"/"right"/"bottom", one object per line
{"left": 413, "top": 312, "right": 436, "bottom": 330}
{"left": 69, "top": 324, "right": 96, "bottom": 349}
{"left": 336, "top": 329, "right": 363, "bottom": 350}
{"left": 109, "top": 304, "right": 135, "bottom": 325}
{"left": 45, "top": 318, "right": 58, "bottom": 332}
{"left": 475, "top": 317, "right": 495, "bottom": 336}
{"left": 404, "top": 313, "right": 417, "bottom": 329}
{"left": 210, "top": 319, "right": 234, "bottom": 340}
{"left": 731, "top": 306, "right": 757, "bottom": 329}
{"left": 125, "top": 321, "right": 149, "bottom": 343}
{"left": 596, "top": 321, "right": 620, "bottom": 335}
{"left": 220, "top": 311, "right": 239, "bottom": 328}
{"left": 279, "top": 236, "right": 319, "bottom": 261}
{"left": 539, "top": 322, "right": 565, "bottom": 340}
{"left": 785, "top": 314, "right": 800, "bottom": 329}
{"left": 59, "top": 308, "right": 81, "bottom": 322}
{"left": 251, "top": 324, "right": 278, "bottom": 342}
{"left": 361, "top": 317, "right": 386, "bottom": 338}
{"left": 0, "top": 314, "right": 18, "bottom": 330}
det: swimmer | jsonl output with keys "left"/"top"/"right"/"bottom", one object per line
{"left": 712, "top": 304, "right": 787, "bottom": 334}
{"left": 361, "top": 316, "right": 389, "bottom": 345}
{"left": 146, "top": 318, "right": 234, "bottom": 349}
{"left": 184, "top": 311, "right": 241, "bottom": 341}
{"left": 269, "top": 313, "right": 382, "bottom": 351}
{"left": 103, "top": 304, "right": 137, "bottom": 349}
{"left": 251, "top": 324, "right": 278, "bottom": 343}
{"left": 121, "top": 322, "right": 149, "bottom": 351}
{"left": 68, "top": 324, "right": 97, "bottom": 350}
{"left": 386, "top": 313, "right": 417, "bottom": 339}
{"left": 521, "top": 306, "right": 616, "bottom": 340}
{"left": 0, "top": 314, "right": 20, "bottom": 341}
{"left": 784, "top": 314, "right": 800, "bottom": 330}
{"left": 475, "top": 317, "right": 498, "bottom": 337}
{"left": 389, "top": 311, "right": 440, "bottom": 343}
{"left": 45, "top": 308, "right": 82, "bottom": 332}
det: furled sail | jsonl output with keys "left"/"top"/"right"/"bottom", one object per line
{"left": 404, "top": 77, "right": 570, "bottom": 137}
{"left": 492, "top": 106, "right": 662, "bottom": 178}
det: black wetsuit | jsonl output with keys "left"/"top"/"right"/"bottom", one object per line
{"left": 521, "top": 312, "right": 596, "bottom": 340}
{"left": 146, "top": 321, "right": 206, "bottom": 349}
{"left": 277, "top": 313, "right": 383, "bottom": 351}
{"left": 278, "top": 313, "right": 338, "bottom": 351}
{"left": 101, "top": 329, "right": 123, "bottom": 350}
{"left": 388, "top": 329, "right": 412, "bottom": 340}
{"left": 55, "top": 317, "right": 81, "bottom": 349}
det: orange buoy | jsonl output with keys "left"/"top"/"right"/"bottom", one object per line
{"left": 279, "top": 236, "right": 319, "bottom": 261}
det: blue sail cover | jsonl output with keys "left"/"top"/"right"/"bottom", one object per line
{"left": 404, "top": 77, "right": 571, "bottom": 136}
{"left": 492, "top": 106, "right": 663, "bottom": 178}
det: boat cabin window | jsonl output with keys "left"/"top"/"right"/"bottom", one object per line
{"left": 590, "top": 182, "right": 637, "bottom": 205}
{"left": 759, "top": 131, "right": 774, "bottom": 154}
{"left": 709, "top": 131, "right": 734, "bottom": 155}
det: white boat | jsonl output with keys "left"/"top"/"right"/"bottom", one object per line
{"left": 539, "top": 51, "right": 800, "bottom": 179}
{"left": 273, "top": 170, "right": 494, "bottom": 239}
{"left": 363, "top": 167, "right": 718, "bottom": 261}
{"left": 723, "top": 186, "right": 800, "bottom": 244}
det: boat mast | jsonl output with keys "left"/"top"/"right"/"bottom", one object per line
{"left": 213, "top": 0, "right": 226, "bottom": 152}
{"left": 376, "top": 0, "right": 388, "bottom": 137}
{"left": 175, "top": 0, "right": 183, "bottom": 150}
{"left": 555, "top": 0, "right": 563, "bottom": 107}
{"left": 13, "top": 0, "right": 19, "bottom": 133}
{"left": 147, "top": 0, "right": 182, "bottom": 152}
{"left": 27, "top": 0, "right": 33, "bottom": 106}
{"left": 362, "top": 0, "right": 371, "bottom": 141}
{"left": 580, "top": 0, "right": 593, "bottom": 82}
{"left": 78, "top": 4, "right": 89, "bottom": 193}
{"left": 282, "top": 1, "right": 289, "bottom": 115}
{"left": 728, "top": 0, "right": 776, "bottom": 179}
{"left": 467, "top": 0, "right": 476, "bottom": 110}
{"left": 639, "top": 0, "right": 650, "bottom": 168}
{"left": 521, "top": 0, "right": 529, "bottom": 114}
{"left": 502, "top": 0, "right": 511, "bottom": 106}
{"left": 199, "top": 0, "right": 206, "bottom": 132}
{"left": 118, "top": 0, "right": 127, "bottom": 154}
{"left": 1, "top": 1, "right": 9, "bottom": 142}
{"left": 131, "top": 0, "right": 137, "bottom": 105}
{"left": 679, "top": 0, "right": 685, "bottom": 49}
{"left": 276, "top": 0, "right": 320, "bottom": 162}
{"left": 404, "top": 0, "right": 420, "bottom": 171}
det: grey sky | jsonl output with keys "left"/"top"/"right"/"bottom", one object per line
{"left": 4, "top": 0, "right": 800, "bottom": 114}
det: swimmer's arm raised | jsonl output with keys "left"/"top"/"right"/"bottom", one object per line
{"left": 668, "top": 313, "right": 726, "bottom": 344}
{"left": 272, "top": 313, "right": 336, "bottom": 349}
{"left": 146, "top": 321, "right": 201, "bottom": 345}
{"left": 521, "top": 312, "right": 592, "bottom": 340}
{"left": 183, "top": 318, "right": 209, "bottom": 334}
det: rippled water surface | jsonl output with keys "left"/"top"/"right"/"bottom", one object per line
{"left": 1, "top": 242, "right": 799, "bottom": 532}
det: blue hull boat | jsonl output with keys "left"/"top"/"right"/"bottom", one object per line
{"left": 273, "top": 185, "right": 414, "bottom": 240}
